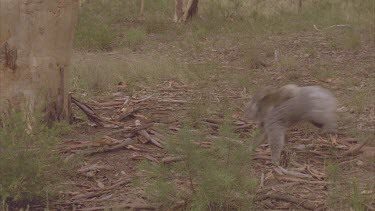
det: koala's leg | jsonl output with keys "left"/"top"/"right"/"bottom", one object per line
{"left": 265, "top": 123, "right": 285, "bottom": 166}
{"left": 249, "top": 130, "right": 267, "bottom": 151}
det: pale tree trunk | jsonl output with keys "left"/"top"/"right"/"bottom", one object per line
{"left": 174, "top": 0, "right": 184, "bottom": 22}
{"left": 174, "top": 0, "right": 198, "bottom": 23}
{"left": 0, "top": 0, "right": 79, "bottom": 123}
{"left": 139, "top": 0, "right": 145, "bottom": 19}
{"left": 182, "top": 0, "right": 198, "bottom": 22}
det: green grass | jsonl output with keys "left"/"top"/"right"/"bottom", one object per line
{"left": 0, "top": 112, "right": 68, "bottom": 208}
{"left": 138, "top": 108, "right": 257, "bottom": 210}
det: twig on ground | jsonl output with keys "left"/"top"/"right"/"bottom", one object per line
{"left": 274, "top": 166, "right": 312, "bottom": 178}
{"left": 136, "top": 120, "right": 163, "bottom": 148}
{"left": 77, "top": 164, "right": 111, "bottom": 173}
{"left": 313, "top": 24, "right": 351, "bottom": 31}
{"left": 342, "top": 138, "right": 370, "bottom": 156}
{"left": 257, "top": 194, "right": 321, "bottom": 210}
{"left": 161, "top": 156, "right": 186, "bottom": 164}
{"left": 131, "top": 154, "right": 160, "bottom": 163}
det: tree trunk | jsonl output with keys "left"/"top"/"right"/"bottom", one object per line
{"left": 174, "top": 0, "right": 184, "bottom": 22}
{"left": 139, "top": 0, "right": 145, "bottom": 19}
{"left": 181, "top": 0, "right": 198, "bottom": 22}
{"left": 0, "top": 0, "right": 79, "bottom": 123}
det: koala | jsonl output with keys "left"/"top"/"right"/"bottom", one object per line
{"left": 244, "top": 84, "right": 337, "bottom": 165}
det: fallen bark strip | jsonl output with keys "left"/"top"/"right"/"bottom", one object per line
{"left": 161, "top": 156, "right": 186, "bottom": 164}
{"left": 87, "top": 138, "right": 136, "bottom": 156}
{"left": 256, "top": 194, "right": 321, "bottom": 210}
{"left": 91, "top": 100, "right": 125, "bottom": 107}
{"left": 108, "top": 123, "right": 154, "bottom": 135}
{"left": 131, "top": 154, "right": 160, "bottom": 163}
{"left": 70, "top": 179, "right": 131, "bottom": 202}
{"left": 342, "top": 138, "right": 370, "bottom": 157}
{"left": 258, "top": 182, "right": 301, "bottom": 193}
{"left": 78, "top": 203, "right": 156, "bottom": 211}
{"left": 135, "top": 120, "right": 163, "bottom": 148}
{"left": 235, "top": 123, "right": 253, "bottom": 130}
{"left": 115, "top": 107, "right": 140, "bottom": 121}
{"left": 275, "top": 175, "right": 331, "bottom": 185}
{"left": 77, "top": 164, "right": 111, "bottom": 173}
{"left": 274, "top": 166, "right": 312, "bottom": 179}
{"left": 138, "top": 129, "right": 163, "bottom": 148}
{"left": 156, "top": 99, "right": 188, "bottom": 103}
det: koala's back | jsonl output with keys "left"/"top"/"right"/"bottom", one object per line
{"left": 265, "top": 86, "right": 337, "bottom": 127}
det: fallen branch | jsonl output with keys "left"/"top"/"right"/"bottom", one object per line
{"left": 136, "top": 120, "right": 163, "bottom": 148}
{"left": 306, "top": 165, "right": 325, "bottom": 180}
{"left": 71, "top": 96, "right": 107, "bottom": 126}
{"left": 257, "top": 194, "right": 321, "bottom": 210}
{"left": 342, "top": 138, "right": 370, "bottom": 157}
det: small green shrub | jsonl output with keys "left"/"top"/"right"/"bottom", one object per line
{"left": 0, "top": 112, "right": 65, "bottom": 208}
{"left": 139, "top": 121, "right": 257, "bottom": 210}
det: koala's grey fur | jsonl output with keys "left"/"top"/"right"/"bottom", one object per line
{"left": 244, "top": 84, "right": 337, "bottom": 165}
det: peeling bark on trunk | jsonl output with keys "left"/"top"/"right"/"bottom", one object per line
{"left": 0, "top": 0, "right": 79, "bottom": 123}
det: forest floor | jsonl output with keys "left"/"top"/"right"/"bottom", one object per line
{"left": 53, "top": 22, "right": 374, "bottom": 211}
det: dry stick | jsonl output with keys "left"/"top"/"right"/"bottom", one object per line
{"left": 313, "top": 24, "right": 351, "bottom": 31}
{"left": 258, "top": 181, "right": 301, "bottom": 193}
{"left": 274, "top": 166, "right": 312, "bottom": 179}
{"left": 235, "top": 123, "right": 253, "bottom": 130}
{"left": 260, "top": 172, "right": 265, "bottom": 188}
{"left": 131, "top": 154, "right": 160, "bottom": 163}
{"left": 135, "top": 120, "right": 163, "bottom": 148}
{"left": 91, "top": 101, "right": 125, "bottom": 107}
{"left": 71, "top": 179, "right": 131, "bottom": 202}
{"left": 71, "top": 96, "right": 106, "bottom": 126}
{"left": 138, "top": 130, "right": 163, "bottom": 148}
{"left": 156, "top": 99, "right": 188, "bottom": 103}
{"left": 161, "top": 156, "right": 186, "bottom": 164}
{"left": 257, "top": 194, "right": 320, "bottom": 210}
{"left": 306, "top": 165, "right": 326, "bottom": 179}
{"left": 77, "top": 164, "right": 111, "bottom": 173}
{"left": 107, "top": 123, "right": 153, "bottom": 136}
{"left": 87, "top": 138, "right": 136, "bottom": 156}
{"left": 78, "top": 203, "right": 155, "bottom": 211}
{"left": 115, "top": 107, "right": 140, "bottom": 121}
{"left": 275, "top": 176, "right": 331, "bottom": 185}
{"left": 342, "top": 138, "right": 370, "bottom": 157}
{"left": 133, "top": 95, "right": 153, "bottom": 103}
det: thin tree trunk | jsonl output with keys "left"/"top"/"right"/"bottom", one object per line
{"left": 174, "top": 0, "right": 184, "bottom": 22}
{"left": 139, "top": 0, "right": 145, "bottom": 18}
{"left": 181, "top": 0, "right": 198, "bottom": 22}
{"left": 0, "top": 0, "right": 79, "bottom": 123}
